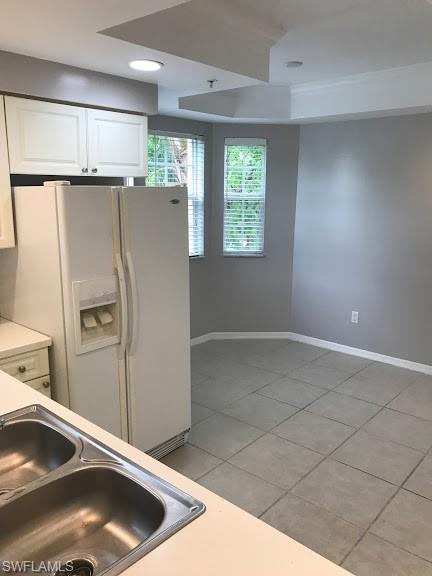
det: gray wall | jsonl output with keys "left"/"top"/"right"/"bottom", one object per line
{"left": 148, "top": 118, "right": 300, "bottom": 337}
{"left": 148, "top": 115, "right": 214, "bottom": 338}
{"left": 210, "top": 123, "right": 299, "bottom": 333}
{"left": 292, "top": 114, "right": 432, "bottom": 365}
{"left": 0, "top": 50, "right": 157, "bottom": 114}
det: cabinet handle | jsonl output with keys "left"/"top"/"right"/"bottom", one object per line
{"left": 81, "top": 167, "right": 88, "bottom": 174}
{"left": 42, "top": 381, "right": 50, "bottom": 389}
{"left": 18, "top": 365, "right": 26, "bottom": 374}
{"left": 91, "top": 168, "right": 98, "bottom": 174}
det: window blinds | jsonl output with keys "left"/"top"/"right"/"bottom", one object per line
{"left": 147, "top": 132, "right": 205, "bottom": 257}
{"left": 223, "top": 138, "right": 267, "bottom": 255}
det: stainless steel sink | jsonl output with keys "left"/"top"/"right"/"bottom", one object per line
{"left": 0, "top": 406, "right": 204, "bottom": 576}
{"left": 0, "top": 467, "right": 166, "bottom": 572}
{"left": 0, "top": 420, "right": 75, "bottom": 491}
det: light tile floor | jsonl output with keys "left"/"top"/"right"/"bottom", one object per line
{"left": 162, "top": 339, "right": 432, "bottom": 575}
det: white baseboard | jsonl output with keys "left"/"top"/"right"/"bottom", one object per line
{"left": 191, "top": 331, "right": 432, "bottom": 376}
{"left": 190, "top": 333, "right": 213, "bottom": 346}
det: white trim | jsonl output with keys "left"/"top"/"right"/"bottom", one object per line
{"left": 290, "top": 61, "right": 432, "bottom": 96}
{"left": 225, "top": 138, "right": 267, "bottom": 147}
{"left": 149, "top": 129, "right": 205, "bottom": 142}
{"left": 190, "top": 333, "right": 213, "bottom": 346}
{"left": 191, "top": 331, "right": 432, "bottom": 376}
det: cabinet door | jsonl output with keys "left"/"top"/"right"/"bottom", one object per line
{"left": 0, "top": 96, "right": 14, "bottom": 248}
{"left": 5, "top": 96, "right": 87, "bottom": 175}
{"left": 87, "top": 108, "right": 147, "bottom": 177}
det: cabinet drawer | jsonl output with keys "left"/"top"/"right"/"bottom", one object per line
{"left": 27, "top": 375, "right": 51, "bottom": 398}
{"left": 0, "top": 348, "right": 49, "bottom": 382}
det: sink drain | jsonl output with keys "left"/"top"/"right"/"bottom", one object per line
{"left": 55, "top": 559, "right": 94, "bottom": 576}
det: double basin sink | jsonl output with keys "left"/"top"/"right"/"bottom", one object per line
{"left": 0, "top": 405, "right": 204, "bottom": 575}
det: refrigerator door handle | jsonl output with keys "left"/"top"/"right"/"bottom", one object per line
{"left": 115, "top": 252, "right": 128, "bottom": 358}
{"left": 125, "top": 250, "right": 139, "bottom": 356}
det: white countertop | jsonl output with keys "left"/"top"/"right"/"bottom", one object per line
{"left": 0, "top": 319, "right": 52, "bottom": 359}
{"left": 0, "top": 371, "right": 351, "bottom": 576}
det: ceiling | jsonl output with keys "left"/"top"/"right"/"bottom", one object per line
{"left": 1, "top": 0, "right": 432, "bottom": 122}
{"left": 269, "top": 0, "right": 432, "bottom": 84}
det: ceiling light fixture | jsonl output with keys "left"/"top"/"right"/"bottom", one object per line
{"left": 129, "top": 60, "right": 164, "bottom": 72}
{"left": 286, "top": 60, "right": 304, "bottom": 68}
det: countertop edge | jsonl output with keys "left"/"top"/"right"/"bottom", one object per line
{"left": 0, "top": 319, "right": 52, "bottom": 359}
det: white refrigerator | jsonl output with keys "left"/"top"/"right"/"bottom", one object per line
{"left": 0, "top": 183, "right": 191, "bottom": 458}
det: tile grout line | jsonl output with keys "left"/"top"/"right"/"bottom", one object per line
{"left": 191, "top": 364, "right": 409, "bottom": 482}
{"left": 191, "top": 394, "right": 332, "bottom": 491}
{"left": 193, "top": 341, "right": 350, "bottom": 385}
{"left": 256, "top": 489, "right": 290, "bottom": 520}
{"left": 339, "top": 480, "right": 405, "bottom": 567}
{"left": 192, "top": 358, "right": 431, "bottom": 467}
{"left": 190, "top": 343, "right": 432, "bottom": 566}
{"left": 194, "top": 343, "right": 374, "bottom": 405}
{"left": 269, "top": 403, "right": 392, "bottom": 534}
{"left": 338, "top": 382, "right": 432, "bottom": 566}
{"left": 192, "top": 348, "right": 291, "bottom": 381}
{"left": 361, "top": 533, "right": 432, "bottom": 567}
{"left": 191, "top": 400, "right": 432, "bottom": 527}
{"left": 189, "top": 424, "right": 267, "bottom": 469}
{"left": 199, "top": 340, "right": 327, "bottom": 374}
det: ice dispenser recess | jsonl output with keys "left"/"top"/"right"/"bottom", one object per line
{"left": 72, "top": 276, "right": 120, "bottom": 354}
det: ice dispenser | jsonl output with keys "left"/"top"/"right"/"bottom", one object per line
{"left": 72, "top": 276, "right": 120, "bottom": 354}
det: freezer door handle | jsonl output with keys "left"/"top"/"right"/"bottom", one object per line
{"left": 125, "top": 251, "right": 139, "bottom": 356}
{"left": 115, "top": 253, "right": 128, "bottom": 358}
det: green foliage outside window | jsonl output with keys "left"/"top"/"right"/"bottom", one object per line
{"left": 224, "top": 143, "right": 266, "bottom": 255}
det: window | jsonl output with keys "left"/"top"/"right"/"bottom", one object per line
{"left": 223, "top": 138, "right": 267, "bottom": 256}
{"left": 147, "top": 132, "right": 205, "bottom": 257}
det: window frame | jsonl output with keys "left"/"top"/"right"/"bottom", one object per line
{"left": 147, "top": 130, "right": 206, "bottom": 259}
{"left": 223, "top": 137, "right": 267, "bottom": 257}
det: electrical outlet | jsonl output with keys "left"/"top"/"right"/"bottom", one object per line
{"left": 351, "top": 311, "right": 359, "bottom": 324}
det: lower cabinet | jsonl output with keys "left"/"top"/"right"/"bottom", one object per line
{"left": 0, "top": 346, "right": 51, "bottom": 398}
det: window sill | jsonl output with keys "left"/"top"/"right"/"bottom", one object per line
{"left": 189, "top": 255, "right": 206, "bottom": 260}
{"left": 223, "top": 253, "right": 266, "bottom": 258}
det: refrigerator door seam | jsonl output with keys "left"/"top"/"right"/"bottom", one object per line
{"left": 112, "top": 186, "right": 129, "bottom": 441}
{"left": 119, "top": 187, "right": 135, "bottom": 444}
{"left": 115, "top": 251, "right": 129, "bottom": 441}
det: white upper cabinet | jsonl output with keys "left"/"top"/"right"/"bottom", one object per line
{"left": 0, "top": 97, "right": 15, "bottom": 248}
{"left": 6, "top": 97, "right": 87, "bottom": 176}
{"left": 87, "top": 109, "right": 147, "bottom": 177}
{"left": 5, "top": 97, "right": 148, "bottom": 178}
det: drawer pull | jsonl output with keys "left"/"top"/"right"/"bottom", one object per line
{"left": 18, "top": 365, "right": 27, "bottom": 374}
{"left": 42, "top": 381, "right": 50, "bottom": 389}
